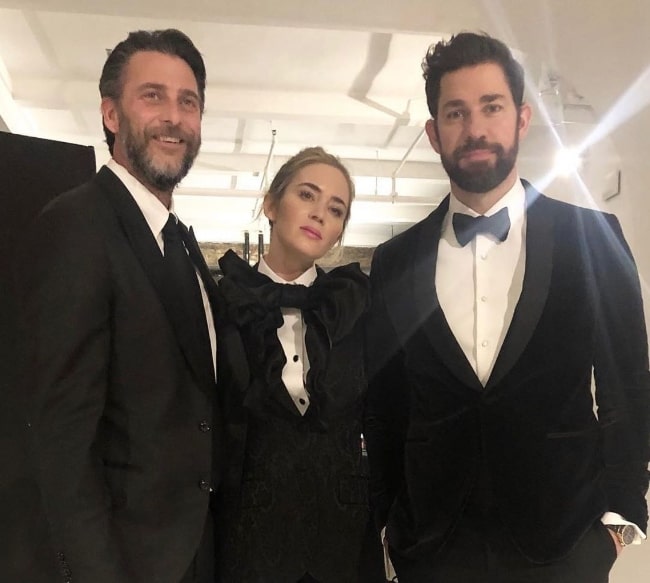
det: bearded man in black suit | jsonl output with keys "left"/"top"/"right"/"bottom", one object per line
{"left": 365, "top": 32, "right": 649, "bottom": 583}
{"left": 21, "top": 29, "right": 220, "bottom": 583}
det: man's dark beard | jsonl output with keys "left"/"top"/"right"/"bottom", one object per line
{"left": 120, "top": 115, "right": 200, "bottom": 193}
{"left": 440, "top": 135, "right": 518, "bottom": 194}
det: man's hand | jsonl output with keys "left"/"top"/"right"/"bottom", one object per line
{"left": 607, "top": 529, "right": 623, "bottom": 556}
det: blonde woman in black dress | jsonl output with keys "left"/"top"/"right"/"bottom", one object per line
{"left": 215, "top": 147, "right": 383, "bottom": 583}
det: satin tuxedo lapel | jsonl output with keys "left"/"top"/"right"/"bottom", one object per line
{"left": 95, "top": 167, "right": 214, "bottom": 392}
{"left": 412, "top": 196, "right": 484, "bottom": 391}
{"left": 485, "top": 184, "right": 554, "bottom": 389}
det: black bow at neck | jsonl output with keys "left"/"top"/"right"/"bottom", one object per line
{"left": 217, "top": 249, "right": 368, "bottom": 343}
{"left": 216, "top": 249, "right": 369, "bottom": 423}
{"left": 452, "top": 207, "right": 511, "bottom": 246}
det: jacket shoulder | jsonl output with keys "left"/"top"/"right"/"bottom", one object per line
{"left": 372, "top": 214, "right": 429, "bottom": 269}
{"left": 37, "top": 173, "right": 105, "bottom": 219}
{"left": 530, "top": 189, "right": 615, "bottom": 222}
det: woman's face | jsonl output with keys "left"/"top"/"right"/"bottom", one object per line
{"left": 264, "top": 162, "right": 351, "bottom": 271}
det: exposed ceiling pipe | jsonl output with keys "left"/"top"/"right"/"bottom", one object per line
{"left": 251, "top": 127, "right": 277, "bottom": 218}
{"left": 391, "top": 127, "right": 426, "bottom": 201}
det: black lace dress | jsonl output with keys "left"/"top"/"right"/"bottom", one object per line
{"left": 214, "top": 250, "right": 383, "bottom": 583}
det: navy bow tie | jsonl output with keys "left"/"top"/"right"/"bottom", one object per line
{"left": 452, "top": 208, "right": 511, "bottom": 247}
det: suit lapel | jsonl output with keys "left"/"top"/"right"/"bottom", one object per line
{"left": 185, "top": 225, "right": 220, "bottom": 317}
{"left": 411, "top": 196, "right": 484, "bottom": 391}
{"left": 486, "top": 184, "right": 554, "bottom": 389}
{"left": 96, "top": 167, "right": 215, "bottom": 392}
{"left": 176, "top": 222, "right": 217, "bottom": 386}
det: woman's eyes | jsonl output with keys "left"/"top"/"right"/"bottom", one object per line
{"left": 298, "top": 189, "right": 345, "bottom": 219}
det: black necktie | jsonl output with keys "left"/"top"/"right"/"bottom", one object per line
{"left": 452, "top": 207, "right": 511, "bottom": 247}
{"left": 162, "top": 214, "right": 210, "bottom": 351}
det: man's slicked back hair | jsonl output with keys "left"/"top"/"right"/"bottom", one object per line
{"left": 99, "top": 29, "right": 206, "bottom": 155}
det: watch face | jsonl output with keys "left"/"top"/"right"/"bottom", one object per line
{"left": 607, "top": 524, "right": 636, "bottom": 546}
{"left": 620, "top": 525, "right": 635, "bottom": 545}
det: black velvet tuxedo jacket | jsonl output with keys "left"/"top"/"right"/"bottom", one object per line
{"left": 20, "top": 167, "right": 221, "bottom": 583}
{"left": 365, "top": 181, "right": 650, "bottom": 564}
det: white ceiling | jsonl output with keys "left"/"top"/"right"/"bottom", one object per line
{"left": 0, "top": 0, "right": 644, "bottom": 246}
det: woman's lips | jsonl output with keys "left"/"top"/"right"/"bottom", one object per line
{"left": 300, "top": 226, "right": 322, "bottom": 239}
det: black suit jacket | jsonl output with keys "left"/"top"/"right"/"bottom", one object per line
{"left": 20, "top": 167, "right": 221, "bottom": 583}
{"left": 365, "top": 181, "right": 650, "bottom": 563}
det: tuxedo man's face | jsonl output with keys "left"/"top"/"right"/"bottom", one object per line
{"left": 101, "top": 50, "right": 202, "bottom": 203}
{"left": 425, "top": 62, "right": 531, "bottom": 197}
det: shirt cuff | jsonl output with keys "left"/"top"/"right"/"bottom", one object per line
{"left": 601, "top": 512, "right": 646, "bottom": 545}
{"left": 381, "top": 527, "right": 397, "bottom": 580}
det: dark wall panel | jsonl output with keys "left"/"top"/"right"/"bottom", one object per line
{"left": 0, "top": 131, "right": 96, "bottom": 581}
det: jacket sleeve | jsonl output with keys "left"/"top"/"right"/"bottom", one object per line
{"left": 364, "top": 244, "right": 409, "bottom": 532}
{"left": 20, "top": 197, "right": 132, "bottom": 582}
{"left": 590, "top": 212, "right": 650, "bottom": 533}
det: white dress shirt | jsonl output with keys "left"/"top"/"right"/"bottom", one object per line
{"left": 258, "top": 256, "right": 316, "bottom": 416}
{"left": 436, "top": 179, "right": 527, "bottom": 386}
{"left": 106, "top": 159, "right": 217, "bottom": 377}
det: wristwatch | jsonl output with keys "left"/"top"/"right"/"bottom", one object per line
{"left": 605, "top": 524, "right": 635, "bottom": 547}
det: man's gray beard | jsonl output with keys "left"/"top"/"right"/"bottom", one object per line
{"left": 120, "top": 116, "right": 200, "bottom": 192}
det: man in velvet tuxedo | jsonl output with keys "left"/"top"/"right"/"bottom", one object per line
{"left": 20, "top": 30, "right": 220, "bottom": 583}
{"left": 365, "top": 32, "right": 649, "bottom": 582}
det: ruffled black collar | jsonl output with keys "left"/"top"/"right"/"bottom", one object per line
{"left": 217, "top": 249, "right": 369, "bottom": 422}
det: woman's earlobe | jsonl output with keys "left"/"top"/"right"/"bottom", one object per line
{"left": 262, "top": 196, "right": 276, "bottom": 223}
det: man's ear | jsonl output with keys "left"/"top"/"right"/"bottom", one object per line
{"left": 425, "top": 118, "right": 441, "bottom": 154}
{"left": 517, "top": 102, "right": 532, "bottom": 140}
{"left": 101, "top": 97, "right": 119, "bottom": 135}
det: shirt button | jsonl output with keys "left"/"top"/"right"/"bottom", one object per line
{"left": 299, "top": 398, "right": 306, "bottom": 405}
{"left": 293, "top": 354, "right": 299, "bottom": 362}
{"left": 480, "top": 253, "right": 488, "bottom": 260}
{"left": 480, "top": 296, "right": 487, "bottom": 302}
{"left": 198, "top": 420, "right": 211, "bottom": 432}
{"left": 481, "top": 340, "right": 489, "bottom": 347}
{"left": 198, "top": 479, "right": 210, "bottom": 492}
